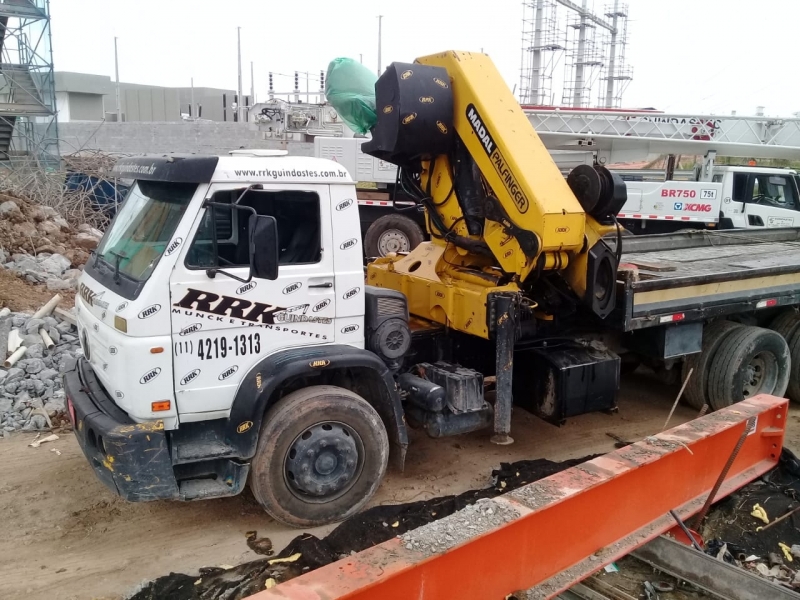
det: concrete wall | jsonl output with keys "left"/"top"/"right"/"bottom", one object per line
{"left": 122, "top": 88, "right": 181, "bottom": 122}
{"left": 68, "top": 92, "right": 104, "bottom": 121}
{"left": 58, "top": 121, "right": 315, "bottom": 156}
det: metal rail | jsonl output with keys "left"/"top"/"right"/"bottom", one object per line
{"left": 249, "top": 394, "right": 787, "bottom": 600}
{"left": 525, "top": 109, "right": 800, "bottom": 160}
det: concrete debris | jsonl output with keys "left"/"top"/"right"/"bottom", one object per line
{"left": 3, "top": 252, "right": 84, "bottom": 290}
{"left": 398, "top": 498, "right": 519, "bottom": 557}
{"left": 0, "top": 308, "right": 79, "bottom": 434}
{"left": 0, "top": 192, "right": 100, "bottom": 273}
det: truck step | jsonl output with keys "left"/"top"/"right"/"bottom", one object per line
{"left": 174, "top": 440, "right": 236, "bottom": 463}
{"left": 178, "top": 478, "right": 238, "bottom": 501}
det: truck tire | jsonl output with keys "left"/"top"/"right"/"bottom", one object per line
{"left": 250, "top": 385, "right": 389, "bottom": 527}
{"left": 364, "top": 214, "right": 425, "bottom": 257}
{"left": 682, "top": 320, "right": 743, "bottom": 410}
{"left": 768, "top": 310, "right": 800, "bottom": 341}
{"left": 707, "top": 326, "right": 790, "bottom": 411}
{"left": 786, "top": 329, "right": 800, "bottom": 403}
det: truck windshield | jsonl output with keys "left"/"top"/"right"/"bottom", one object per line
{"left": 95, "top": 180, "right": 198, "bottom": 283}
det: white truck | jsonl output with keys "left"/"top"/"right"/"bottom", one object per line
{"left": 65, "top": 149, "right": 800, "bottom": 529}
{"left": 619, "top": 165, "right": 800, "bottom": 234}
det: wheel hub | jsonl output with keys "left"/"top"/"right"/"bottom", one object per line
{"left": 285, "top": 422, "right": 360, "bottom": 499}
{"left": 742, "top": 354, "right": 774, "bottom": 398}
{"left": 378, "top": 229, "right": 410, "bottom": 255}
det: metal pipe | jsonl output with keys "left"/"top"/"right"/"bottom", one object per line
{"left": 491, "top": 294, "right": 516, "bottom": 445}
{"left": 530, "top": 0, "right": 545, "bottom": 105}
{"left": 573, "top": 0, "right": 588, "bottom": 108}
{"left": 377, "top": 15, "right": 383, "bottom": 76}
{"left": 237, "top": 27, "right": 243, "bottom": 122}
{"left": 114, "top": 37, "right": 121, "bottom": 121}
{"left": 604, "top": 0, "right": 619, "bottom": 108}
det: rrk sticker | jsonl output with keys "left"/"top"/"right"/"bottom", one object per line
{"left": 237, "top": 281, "right": 257, "bottom": 295}
{"left": 165, "top": 237, "right": 183, "bottom": 256}
{"left": 179, "top": 323, "right": 203, "bottom": 336}
{"left": 340, "top": 238, "right": 358, "bottom": 250}
{"left": 180, "top": 369, "right": 201, "bottom": 385}
{"left": 341, "top": 324, "right": 360, "bottom": 334}
{"left": 312, "top": 299, "right": 331, "bottom": 312}
{"left": 218, "top": 365, "right": 239, "bottom": 381}
{"left": 138, "top": 304, "right": 161, "bottom": 319}
{"left": 336, "top": 198, "right": 354, "bottom": 211}
{"left": 139, "top": 367, "right": 162, "bottom": 384}
{"left": 343, "top": 287, "right": 360, "bottom": 300}
{"left": 283, "top": 282, "right": 302, "bottom": 295}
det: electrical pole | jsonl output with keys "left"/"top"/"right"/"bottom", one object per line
{"left": 377, "top": 15, "right": 383, "bottom": 76}
{"left": 237, "top": 27, "right": 243, "bottom": 122}
{"left": 604, "top": 0, "right": 620, "bottom": 108}
{"left": 114, "top": 37, "right": 121, "bottom": 122}
{"left": 190, "top": 77, "right": 194, "bottom": 118}
{"left": 250, "top": 61, "right": 255, "bottom": 104}
{"left": 573, "top": 0, "right": 588, "bottom": 108}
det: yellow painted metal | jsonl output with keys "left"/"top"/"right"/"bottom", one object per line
{"left": 416, "top": 50, "right": 586, "bottom": 280}
{"left": 366, "top": 50, "right": 613, "bottom": 335}
{"left": 368, "top": 243, "right": 521, "bottom": 339}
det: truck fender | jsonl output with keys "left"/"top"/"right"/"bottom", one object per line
{"left": 225, "top": 344, "right": 408, "bottom": 470}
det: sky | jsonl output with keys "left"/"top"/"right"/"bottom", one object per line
{"left": 49, "top": 0, "right": 800, "bottom": 117}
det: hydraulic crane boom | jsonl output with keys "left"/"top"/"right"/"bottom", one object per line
{"left": 364, "top": 51, "right": 626, "bottom": 338}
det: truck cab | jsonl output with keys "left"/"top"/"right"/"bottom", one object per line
{"left": 619, "top": 165, "right": 800, "bottom": 233}
{"left": 65, "top": 151, "right": 410, "bottom": 527}
{"left": 713, "top": 166, "right": 800, "bottom": 229}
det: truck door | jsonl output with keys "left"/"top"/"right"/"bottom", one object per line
{"left": 169, "top": 184, "right": 336, "bottom": 420}
{"left": 742, "top": 173, "right": 800, "bottom": 228}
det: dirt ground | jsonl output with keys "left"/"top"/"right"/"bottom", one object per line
{"left": 1, "top": 373, "right": 799, "bottom": 600}
{"left": 0, "top": 269, "right": 75, "bottom": 313}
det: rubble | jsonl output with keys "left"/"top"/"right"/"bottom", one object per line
{"left": 0, "top": 307, "right": 79, "bottom": 435}
{"left": 0, "top": 193, "right": 102, "bottom": 283}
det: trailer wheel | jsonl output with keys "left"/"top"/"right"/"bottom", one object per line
{"left": 786, "top": 329, "right": 800, "bottom": 403}
{"left": 364, "top": 214, "right": 425, "bottom": 257}
{"left": 250, "top": 385, "right": 389, "bottom": 527}
{"left": 682, "top": 321, "right": 743, "bottom": 410}
{"left": 707, "top": 326, "right": 790, "bottom": 410}
{"left": 768, "top": 310, "right": 800, "bottom": 341}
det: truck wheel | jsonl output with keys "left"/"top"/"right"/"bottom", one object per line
{"left": 250, "top": 385, "right": 389, "bottom": 527}
{"left": 786, "top": 329, "right": 800, "bottom": 403}
{"left": 768, "top": 310, "right": 800, "bottom": 341}
{"left": 707, "top": 326, "right": 790, "bottom": 410}
{"left": 682, "top": 320, "right": 743, "bottom": 410}
{"left": 364, "top": 214, "right": 425, "bottom": 257}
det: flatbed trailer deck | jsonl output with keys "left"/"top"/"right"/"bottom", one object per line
{"left": 614, "top": 228, "right": 800, "bottom": 331}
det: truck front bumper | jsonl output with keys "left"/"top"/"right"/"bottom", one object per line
{"left": 63, "top": 357, "right": 179, "bottom": 501}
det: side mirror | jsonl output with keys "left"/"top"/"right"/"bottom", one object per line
{"left": 249, "top": 214, "right": 279, "bottom": 280}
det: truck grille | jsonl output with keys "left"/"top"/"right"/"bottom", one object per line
{"left": 377, "top": 297, "right": 405, "bottom": 317}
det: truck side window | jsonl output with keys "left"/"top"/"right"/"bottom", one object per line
{"left": 732, "top": 173, "right": 748, "bottom": 202}
{"left": 186, "top": 189, "right": 322, "bottom": 269}
{"left": 750, "top": 174, "right": 798, "bottom": 210}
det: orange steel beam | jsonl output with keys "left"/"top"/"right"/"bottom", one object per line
{"left": 249, "top": 395, "right": 787, "bottom": 600}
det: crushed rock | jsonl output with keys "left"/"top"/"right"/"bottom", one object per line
{"left": 399, "top": 498, "right": 519, "bottom": 557}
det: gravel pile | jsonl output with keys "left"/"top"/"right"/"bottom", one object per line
{"left": 2, "top": 249, "right": 84, "bottom": 291}
{"left": 0, "top": 309, "right": 80, "bottom": 436}
{"left": 399, "top": 498, "right": 519, "bottom": 557}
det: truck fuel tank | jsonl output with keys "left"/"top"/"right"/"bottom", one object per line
{"left": 513, "top": 343, "right": 620, "bottom": 426}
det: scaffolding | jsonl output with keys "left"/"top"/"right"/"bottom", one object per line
{"left": 519, "top": 0, "right": 633, "bottom": 109}
{"left": 596, "top": 2, "right": 633, "bottom": 108}
{"left": 519, "top": 0, "right": 563, "bottom": 106}
{"left": 0, "top": 0, "right": 58, "bottom": 169}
